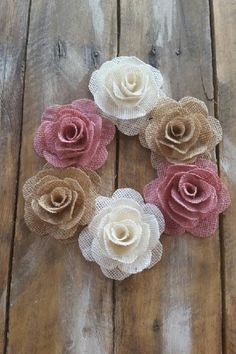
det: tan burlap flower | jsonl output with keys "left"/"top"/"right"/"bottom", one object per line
{"left": 139, "top": 97, "right": 222, "bottom": 167}
{"left": 23, "top": 165, "right": 100, "bottom": 240}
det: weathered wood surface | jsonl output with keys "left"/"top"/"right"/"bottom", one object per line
{"left": 6, "top": 1, "right": 117, "bottom": 353}
{"left": 0, "top": 0, "right": 235, "bottom": 353}
{"left": 115, "top": 1, "right": 221, "bottom": 353}
{"left": 0, "top": 0, "right": 31, "bottom": 352}
{"left": 213, "top": 0, "right": 236, "bottom": 353}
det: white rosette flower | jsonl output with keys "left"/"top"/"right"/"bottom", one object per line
{"left": 89, "top": 56, "right": 165, "bottom": 136}
{"left": 79, "top": 188, "right": 165, "bottom": 280}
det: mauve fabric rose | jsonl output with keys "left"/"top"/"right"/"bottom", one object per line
{"left": 144, "top": 159, "right": 230, "bottom": 237}
{"left": 34, "top": 99, "right": 115, "bottom": 170}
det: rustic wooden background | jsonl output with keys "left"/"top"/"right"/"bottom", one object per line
{"left": 0, "top": 0, "right": 235, "bottom": 353}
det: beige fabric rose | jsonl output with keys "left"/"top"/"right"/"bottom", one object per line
{"left": 139, "top": 97, "right": 222, "bottom": 167}
{"left": 79, "top": 188, "right": 164, "bottom": 280}
{"left": 89, "top": 56, "right": 165, "bottom": 136}
{"left": 23, "top": 165, "right": 100, "bottom": 240}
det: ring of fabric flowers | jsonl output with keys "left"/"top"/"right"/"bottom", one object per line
{"left": 23, "top": 56, "right": 230, "bottom": 280}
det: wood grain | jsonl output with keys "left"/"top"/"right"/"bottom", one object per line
{"left": 115, "top": 1, "right": 222, "bottom": 353}
{"left": 6, "top": 1, "right": 117, "bottom": 353}
{"left": 213, "top": 0, "right": 236, "bottom": 352}
{"left": 0, "top": 0, "right": 31, "bottom": 351}
{"left": 2, "top": 0, "right": 234, "bottom": 353}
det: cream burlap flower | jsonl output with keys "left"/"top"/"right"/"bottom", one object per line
{"left": 23, "top": 166, "right": 100, "bottom": 240}
{"left": 139, "top": 97, "right": 222, "bottom": 167}
{"left": 79, "top": 188, "right": 164, "bottom": 280}
{"left": 89, "top": 56, "right": 165, "bottom": 136}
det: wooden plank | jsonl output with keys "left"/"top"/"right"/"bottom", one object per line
{"left": 7, "top": 1, "right": 117, "bottom": 353}
{"left": 213, "top": 0, "right": 236, "bottom": 352}
{"left": 0, "top": 0, "right": 31, "bottom": 351}
{"left": 115, "top": 1, "right": 222, "bottom": 353}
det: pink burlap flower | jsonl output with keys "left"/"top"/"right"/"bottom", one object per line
{"left": 34, "top": 99, "right": 115, "bottom": 170}
{"left": 144, "top": 159, "right": 230, "bottom": 237}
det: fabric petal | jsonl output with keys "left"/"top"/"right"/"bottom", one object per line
{"left": 119, "top": 251, "right": 152, "bottom": 274}
{"left": 112, "top": 188, "right": 144, "bottom": 205}
{"left": 189, "top": 216, "right": 218, "bottom": 237}
{"left": 78, "top": 188, "right": 164, "bottom": 279}
{"left": 100, "top": 118, "right": 116, "bottom": 145}
{"left": 85, "top": 144, "right": 108, "bottom": 170}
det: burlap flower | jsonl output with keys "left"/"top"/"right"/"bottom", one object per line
{"left": 144, "top": 159, "right": 230, "bottom": 237}
{"left": 139, "top": 97, "right": 222, "bottom": 167}
{"left": 89, "top": 56, "right": 165, "bottom": 136}
{"left": 34, "top": 99, "right": 115, "bottom": 170}
{"left": 79, "top": 188, "right": 164, "bottom": 280}
{"left": 23, "top": 166, "right": 101, "bottom": 240}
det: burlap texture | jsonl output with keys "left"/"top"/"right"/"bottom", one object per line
{"left": 79, "top": 188, "right": 164, "bottom": 280}
{"left": 89, "top": 56, "right": 166, "bottom": 136}
{"left": 23, "top": 166, "right": 101, "bottom": 240}
{"left": 144, "top": 159, "right": 230, "bottom": 237}
{"left": 34, "top": 99, "right": 115, "bottom": 170}
{"left": 140, "top": 97, "right": 222, "bottom": 166}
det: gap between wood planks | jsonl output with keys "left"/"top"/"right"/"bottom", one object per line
{"left": 113, "top": 1, "right": 121, "bottom": 353}
{"left": 208, "top": 0, "right": 226, "bottom": 353}
{"left": 3, "top": 0, "right": 33, "bottom": 353}
{"left": 209, "top": 0, "right": 226, "bottom": 352}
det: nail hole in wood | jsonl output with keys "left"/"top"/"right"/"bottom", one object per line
{"left": 148, "top": 45, "right": 159, "bottom": 69}
{"left": 152, "top": 319, "right": 161, "bottom": 332}
{"left": 91, "top": 50, "right": 100, "bottom": 68}
{"left": 54, "top": 39, "right": 67, "bottom": 59}
{"left": 175, "top": 48, "right": 181, "bottom": 56}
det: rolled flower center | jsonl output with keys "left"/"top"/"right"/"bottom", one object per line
{"left": 163, "top": 116, "right": 196, "bottom": 147}
{"left": 170, "top": 120, "right": 185, "bottom": 137}
{"left": 38, "top": 187, "right": 72, "bottom": 213}
{"left": 124, "top": 71, "right": 144, "bottom": 93}
{"left": 51, "top": 187, "right": 68, "bottom": 206}
{"left": 105, "top": 221, "right": 141, "bottom": 247}
{"left": 63, "top": 123, "right": 79, "bottom": 140}
{"left": 126, "top": 72, "right": 136, "bottom": 87}
{"left": 58, "top": 117, "right": 88, "bottom": 144}
{"left": 111, "top": 67, "right": 146, "bottom": 101}
{"left": 183, "top": 182, "right": 197, "bottom": 197}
